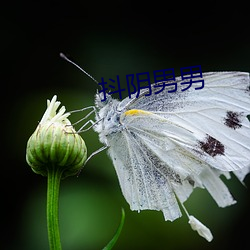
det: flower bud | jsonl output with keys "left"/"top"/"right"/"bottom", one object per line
{"left": 26, "top": 95, "right": 87, "bottom": 178}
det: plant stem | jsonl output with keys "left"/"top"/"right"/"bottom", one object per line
{"left": 47, "top": 165, "right": 63, "bottom": 250}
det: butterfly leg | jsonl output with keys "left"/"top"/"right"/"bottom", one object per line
{"left": 70, "top": 106, "right": 96, "bottom": 125}
{"left": 77, "top": 145, "right": 108, "bottom": 176}
{"left": 85, "top": 145, "right": 108, "bottom": 165}
{"left": 77, "top": 119, "right": 98, "bottom": 132}
{"left": 68, "top": 106, "right": 101, "bottom": 132}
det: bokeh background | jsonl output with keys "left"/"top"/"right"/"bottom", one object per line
{"left": 2, "top": 1, "right": 250, "bottom": 250}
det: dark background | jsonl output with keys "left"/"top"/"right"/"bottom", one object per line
{"left": 2, "top": 1, "right": 250, "bottom": 250}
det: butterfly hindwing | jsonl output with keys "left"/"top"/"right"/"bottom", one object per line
{"left": 107, "top": 125, "right": 182, "bottom": 221}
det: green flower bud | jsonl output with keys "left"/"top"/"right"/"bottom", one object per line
{"left": 26, "top": 95, "right": 87, "bottom": 178}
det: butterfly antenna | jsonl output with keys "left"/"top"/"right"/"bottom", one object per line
{"left": 60, "top": 53, "right": 99, "bottom": 85}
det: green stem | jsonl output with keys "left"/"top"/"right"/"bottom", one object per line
{"left": 103, "top": 208, "right": 125, "bottom": 250}
{"left": 47, "top": 165, "right": 63, "bottom": 250}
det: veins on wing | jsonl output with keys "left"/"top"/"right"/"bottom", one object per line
{"left": 129, "top": 131, "right": 182, "bottom": 185}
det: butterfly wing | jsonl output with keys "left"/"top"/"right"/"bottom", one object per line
{"left": 118, "top": 72, "right": 250, "bottom": 174}
{"left": 105, "top": 72, "right": 250, "bottom": 220}
{"left": 114, "top": 110, "right": 236, "bottom": 218}
{"left": 107, "top": 126, "right": 182, "bottom": 221}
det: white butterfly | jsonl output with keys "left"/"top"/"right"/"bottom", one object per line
{"left": 61, "top": 55, "right": 250, "bottom": 242}
{"left": 91, "top": 72, "right": 250, "bottom": 241}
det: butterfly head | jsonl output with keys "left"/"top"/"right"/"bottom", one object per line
{"left": 94, "top": 90, "right": 114, "bottom": 109}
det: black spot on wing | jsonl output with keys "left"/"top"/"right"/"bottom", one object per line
{"left": 199, "top": 135, "right": 225, "bottom": 157}
{"left": 224, "top": 111, "right": 243, "bottom": 130}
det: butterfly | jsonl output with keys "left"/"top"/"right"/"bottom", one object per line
{"left": 61, "top": 55, "right": 250, "bottom": 241}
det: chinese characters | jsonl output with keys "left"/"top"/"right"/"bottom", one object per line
{"left": 98, "top": 65, "right": 204, "bottom": 102}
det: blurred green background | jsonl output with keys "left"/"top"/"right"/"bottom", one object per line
{"left": 2, "top": 1, "right": 250, "bottom": 250}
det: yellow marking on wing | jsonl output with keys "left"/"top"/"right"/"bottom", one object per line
{"left": 124, "top": 109, "right": 152, "bottom": 116}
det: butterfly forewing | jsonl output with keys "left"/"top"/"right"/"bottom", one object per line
{"left": 118, "top": 72, "right": 250, "bottom": 173}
